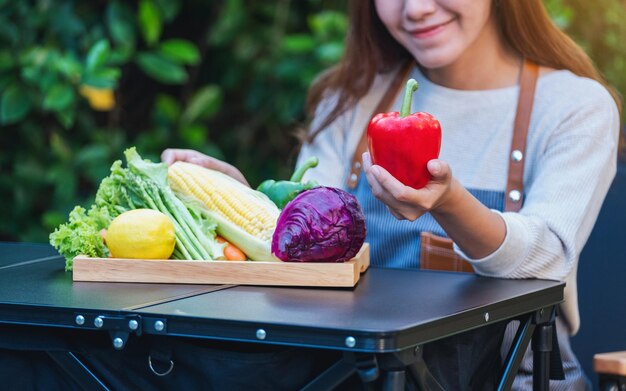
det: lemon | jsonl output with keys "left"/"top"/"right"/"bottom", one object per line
{"left": 106, "top": 209, "right": 176, "bottom": 259}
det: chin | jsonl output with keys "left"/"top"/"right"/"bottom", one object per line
{"left": 414, "top": 54, "right": 455, "bottom": 70}
{"left": 408, "top": 44, "right": 464, "bottom": 70}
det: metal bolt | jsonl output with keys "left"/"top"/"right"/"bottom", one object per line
{"left": 511, "top": 150, "right": 523, "bottom": 162}
{"left": 112, "top": 337, "right": 124, "bottom": 350}
{"left": 128, "top": 320, "right": 139, "bottom": 331}
{"left": 484, "top": 312, "right": 490, "bottom": 322}
{"left": 345, "top": 336, "right": 356, "bottom": 348}
{"left": 154, "top": 320, "right": 165, "bottom": 332}
{"left": 256, "top": 329, "right": 267, "bottom": 340}
{"left": 350, "top": 173, "right": 358, "bottom": 182}
{"left": 75, "top": 315, "right": 85, "bottom": 326}
{"left": 354, "top": 161, "right": 361, "bottom": 169}
{"left": 94, "top": 316, "right": 104, "bottom": 328}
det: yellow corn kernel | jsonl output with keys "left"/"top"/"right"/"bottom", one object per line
{"left": 168, "top": 162, "right": 278, "bottom": 241}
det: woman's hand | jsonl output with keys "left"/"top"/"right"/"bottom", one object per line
{"left": 362, "top": 152, "right": 456, "bottom": 221}
{"left": 161, "top": 148, "right": 249, "bottom": 186}
{"left": 363, "top": 152, "right": 506, "bottom": 258}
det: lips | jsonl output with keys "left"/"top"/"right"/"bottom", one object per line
{"left": 409, "top": 19, "right": 454, "bottom": 38}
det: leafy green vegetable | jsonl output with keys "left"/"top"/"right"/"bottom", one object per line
{"left": 49, "top": 205, "right": 112, "bottom": 271}
{"left": 50, "top": 147, "right": 225, "bottom": 270}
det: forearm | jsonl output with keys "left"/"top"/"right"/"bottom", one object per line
{"left": 430, "top": 178, "right": 506, "bottom": 259}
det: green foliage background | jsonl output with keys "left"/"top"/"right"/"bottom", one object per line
{"left": 0, "top": 0, "right": 624, "bottom": 243}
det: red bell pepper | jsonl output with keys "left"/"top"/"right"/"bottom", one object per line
{"left": 367, "top": 79, "right": 442, "bottom": 189}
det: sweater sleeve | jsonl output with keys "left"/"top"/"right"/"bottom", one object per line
{"left": 463, "top": 82, "right": 620, "bottom": 281}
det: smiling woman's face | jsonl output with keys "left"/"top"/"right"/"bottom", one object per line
{"left": 374, "top": 0, "right": 495, "bottom": 69}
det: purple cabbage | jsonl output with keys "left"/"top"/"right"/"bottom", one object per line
{"left": 271, "top": 186, "right": 366, "bottom": 262}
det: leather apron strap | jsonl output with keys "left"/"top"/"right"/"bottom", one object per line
{"left": 505, "top": 60, "right": 539, "bottom": 212}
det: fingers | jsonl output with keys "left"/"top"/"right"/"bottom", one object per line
{"left": 362, "top": 152, "right": 385, "bottom": 197}
{"left": 363, "top": 154, "right": 453, "bottom": 221}
{"left": 363, "top": 152, "right": 412, "bottom": 200}
{"left": 161, "top": 148, "right": 201, "bottom": 165}
{"left": 161, "top": 148, "right": 250, "bottom": 186}
{"left": 192, "top": 155, "right": 250, "bottom": 186}
{"left": 427, "top": 159, "right": 451, "bottom": 183}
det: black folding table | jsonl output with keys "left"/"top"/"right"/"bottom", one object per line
{"left": 0, "top": 242, "right": 564, "bottom": 390}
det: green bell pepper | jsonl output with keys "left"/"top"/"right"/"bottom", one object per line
{"left": 257, "top": 156, "right": 319, "bottom": 209}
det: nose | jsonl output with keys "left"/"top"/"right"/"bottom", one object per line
{"left": 404, "top": 0, "right": 437, "bottom": 21}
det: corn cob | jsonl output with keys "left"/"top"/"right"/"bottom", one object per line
{"left": 168, "top": 162, "right": 280, "bottom": 261}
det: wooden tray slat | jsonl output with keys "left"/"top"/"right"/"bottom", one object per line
{"left": 73, "top": 243, "right": 369, "bottom": 287}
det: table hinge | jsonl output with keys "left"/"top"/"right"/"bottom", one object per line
{"left": 73, "top": 313, "right": 143, "bottom": 350}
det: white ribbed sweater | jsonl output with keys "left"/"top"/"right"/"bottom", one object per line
{"left": 297, "top": 65, "right": 620, "bottom": 335}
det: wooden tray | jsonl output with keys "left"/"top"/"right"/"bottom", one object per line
{"left": 73, "top": 243, "right": 370, "bottom": 287}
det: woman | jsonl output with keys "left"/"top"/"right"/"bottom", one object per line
{"left": 163, "top": 0, "right": 621, "bottom": 388}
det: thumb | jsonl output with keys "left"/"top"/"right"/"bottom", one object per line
{"left": 427, "top": 159, "right": 451, "bottom": 182}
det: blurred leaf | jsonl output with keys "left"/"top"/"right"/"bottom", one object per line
{"left": 82, "top": 67, "right": 121, "bottom": 89}
{"left": 281, "top": 34, "right": 316, "bottom": 54}
{"left": 107, "top": 2, "right": 135, "bottom": 46}
{"left": 54, "top": 54, "right": 82, "bottom": 82}
{"left": 43, "top": 83, "right": 75, "bottom": 112}
{"left": 160, "top": 39, "right": 200, "bottom": 65}
{"left": 0, "top": 73, "right": 11, "bottom": 91}
{"left": 154, "top": 0, "right": 181, "bottom": 22}
{"left": 139, "top": 0, "right": 162, "bottom": 47}
{"left": 179, "top": 124, "right": 207, "bottom": 147}
{"left": 46, "top": 165, "right": 78, "bottom": 209}
{"left": 50, "top": 132, "right": 72, "bottom": 161}
{"left": 0, "top": 17, "right": 19, "bottom": 47}
{"left": 1, "top": 83, "right": 31, "bottom": 124}
{"left": 109, "top": 47, "right": 134, "bottom": 65}
{"left": 50, "top": 3, "right": 85, "bottom": 37}
{"left": 20, "top": 47, "right": 49, "bottom": 67}
{"left": 42, "top": 210, "right": 66, "bottom": 232}
{"left": 545, "top": 0, "right": 573, "bottom": 29}
{"left": 180, "top": 85, "right": 222, "bottom": 125}
{"left": 20, "top": 66, "right": 40, "bottom": 85}
{"left": 56, "top": 108, "right": 76, "bottom": 129}
{"left": 86, "top": 40, "right": 110, "bottom": 72}
{"left": 75, "top": 144, "right": 111, "bottom": 182}
{"left": 0, "top": 52, "right": 14, "bottom": 71}
{"left": 315, "top": 42, "right": 344, "bottom": 63}
{"left": 207, "top": 0, "right": 245, "bottom": 45}
{"left": 153, "top": 93, "right": 180, "bottom": 124}
{"left": 308, "top": 11, "right": 347, "bottom": 40}
{"left": 136, "top": 52, "right": 187, "bottom": 84}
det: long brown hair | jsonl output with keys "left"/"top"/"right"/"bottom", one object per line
{"left": 305, "top": 0, "right": 623, "bottom": 151}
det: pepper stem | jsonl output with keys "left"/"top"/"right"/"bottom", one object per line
{"left": 400, "top": 79, "right": 419, "bottom": 118}
{"left": 290, "top": 156, "right": 319, "bottom": 182}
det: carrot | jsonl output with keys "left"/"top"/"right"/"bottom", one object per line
{"left": 216, "top": 236, "right": 247, "bottom": 261}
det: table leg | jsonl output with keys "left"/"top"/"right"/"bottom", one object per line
{"left": 300, "top": 353, "right": 357, "bottom": 391}
{"left": 301, "top": 352, "right": 381, "bottom": 391}
{"left": 531, "top": 306, "right": 558, "bottom": 391}
{"left": 47, "top": 351, "right": 110, "bottom": 391}
{"left": 302, "top": 347, "right": 443, "bottom": 391}
{"left": 532, "top": 321, "right": 554, "bottom": 391}
{"left": 498, "top": 315, "right": 536, "bottom": 390}
{"left": 382, "top": 369, "right": 406, "bottom": 391}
